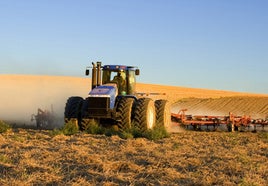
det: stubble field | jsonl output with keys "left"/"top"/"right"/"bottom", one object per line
{"left": 1, "top": 129, "right": 268, "bottom": 185}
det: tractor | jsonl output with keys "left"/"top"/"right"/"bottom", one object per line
{"left": 64, "top": 61, "right": 170, "bottom": 132}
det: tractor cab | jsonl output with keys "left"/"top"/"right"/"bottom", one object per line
{"left": 86, "top": 62, "right": 140, "bottom": 96}
{"left": 102, "top": 65, "right": 139, "bottom": 95}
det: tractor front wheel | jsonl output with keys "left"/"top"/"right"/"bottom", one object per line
{"left": 117, "top": 97, "right": 134, "bottom": 131}
{"left": 64, "top": 96, "right": 84, "bottom": 128}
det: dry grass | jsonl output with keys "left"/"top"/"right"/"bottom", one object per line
{"left": 0, "top": 129, "right": 267, "bottom": 185}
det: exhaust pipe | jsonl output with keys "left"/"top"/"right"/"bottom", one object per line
{"left": 96, "top": 61, "right": 102, "bottom": 86}
{"left": 91, "top": 62, "right": 97, "bottom": 89}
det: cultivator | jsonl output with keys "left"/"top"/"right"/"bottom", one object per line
{"left": 31, "top": 106, "right": 55, "bottom": 129}
{"left": 171, "top": 109, "right": 268, "bottom": 132}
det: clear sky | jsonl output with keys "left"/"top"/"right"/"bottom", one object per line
{"left": 0, "top": 0, "right": 267, "bottom": 94}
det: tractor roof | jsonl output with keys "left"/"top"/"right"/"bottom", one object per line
{"left": 103, "top": 65, "right": 137, "bottom": 71}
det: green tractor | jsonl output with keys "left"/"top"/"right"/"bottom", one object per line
{"left": 64, "top": 62, "right": 170, "bottom": 132}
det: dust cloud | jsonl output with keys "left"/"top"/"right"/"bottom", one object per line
{"left": 0, "top": 75, "right": 91, "bottom": 128}
{"left": 168, "top": 122, "right": 186, "bottom": 133}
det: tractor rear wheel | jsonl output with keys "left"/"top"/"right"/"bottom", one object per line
{"left": 155, "top": 99, "right": 171, "bottom": 130}
{"left": 133, "top": 98, "right": 156, "bottom": 132}
{"left": 117, "top": 97, "right": 134, "bottom": 131}
{"left": 64, "top": 96, "right": 84, "bottom": 128}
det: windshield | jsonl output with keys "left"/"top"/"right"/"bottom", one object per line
{"left": 102, "top": 69, "right": 136, "bottom": 95}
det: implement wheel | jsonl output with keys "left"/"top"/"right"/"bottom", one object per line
{"left": 133, "top": 98, "right": 156, "bottom": 132}
{"left": 227, "top": 119, "right": 234, "bottom": 132}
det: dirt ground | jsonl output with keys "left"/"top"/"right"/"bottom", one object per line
{"left": 0, "top": 129, "right": 267, "bottom": 185}
{"left": 0, "top": 75, "right": 268, "bottom": 185}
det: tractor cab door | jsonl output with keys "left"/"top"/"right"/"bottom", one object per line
{"left": 127, "top": 70, "right": 136, "bottom": 95}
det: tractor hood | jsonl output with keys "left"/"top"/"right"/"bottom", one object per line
{"left": 88, "top": 84, "right": 118, "bottom": 108}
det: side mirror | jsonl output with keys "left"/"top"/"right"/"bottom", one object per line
{"left": 135, "top": 69, "right": 140, "bottom": 76}
{"left": 85, "top": 69, "right": 90, "bottom": 76}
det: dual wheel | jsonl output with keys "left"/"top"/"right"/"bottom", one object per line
{"left": 64, "top": 96, "right": 170, "bottom": 132}
{"left": 117, "top": 97, "right": 170, "bottom": 132}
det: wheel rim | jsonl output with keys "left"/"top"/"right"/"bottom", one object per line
{"left": 164, "top": 105, "right": 171, "bottom": 128}
{"left": 147, "top": 104, "right": 155, "bottom": 129}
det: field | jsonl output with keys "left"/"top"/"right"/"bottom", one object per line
{"left": 0, "top": 75, "right": 268, "bottom": 185}
{"left": 172, "top": 96, "right": 268, "bottom": 118}
{"left": 0, "top": 129, "right": 267, "bottom": 185}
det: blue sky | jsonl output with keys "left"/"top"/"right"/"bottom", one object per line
{"left": 0, "top": 0, "right": 267, "bottom": 94}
